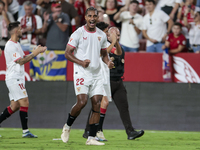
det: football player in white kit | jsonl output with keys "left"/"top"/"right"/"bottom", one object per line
{"left": 82, "top": 23, "right": 122, "bottom": 141}
{"left": 0, "top": 21, "right": 46, "bottom": 138}
{"left": 61, "top": 7, "right": 114, "bottom": 145}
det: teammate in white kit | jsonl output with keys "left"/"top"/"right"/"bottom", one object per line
{"left": 61, "top": 7, "right": 114, "bottom": 146}
{"left": 0, "top": 21, "right": 46, "bottom": 138}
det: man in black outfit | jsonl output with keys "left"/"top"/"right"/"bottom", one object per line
{"left": 83, "top": 22, "right": 144, "bottom": 140}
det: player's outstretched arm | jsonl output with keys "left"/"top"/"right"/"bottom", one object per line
{"left": 15, "top": 45, "right": 47, "bottom": 65}
{"left": 65, "top": 44, "right": 90, "bottom": 68}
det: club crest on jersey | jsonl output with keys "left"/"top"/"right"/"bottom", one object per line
{"left": 69, "top": 38, "right": 73, "bottom": 42}
{"left": 83, "top": 37, "right": 87, "bottom": 40}
{"left": 77, "top": 87, "right": 81, "bottom": 92}
{"left": 98, "top": 37, "right": 101, "bottom": 41}
{"left": 23, "top": 91, "right": 26, "bottom": 95}
{"left": 13, "top": 53, "right": 16, "bottom": 57}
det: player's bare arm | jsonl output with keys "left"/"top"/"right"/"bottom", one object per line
{"left": 101, "top": 49, "right": 114, "bottom": 69}
{"left": 65, "top": 45, "right": 90, "bottom": 68}
{"left": 107, "top": 31, "right": 117, "bottom": 53}
{"left": 15, "top": 45, "right": 46, "bottom": 65}
{"left": 0, "top": 49, "right": 2, "bottom": 57}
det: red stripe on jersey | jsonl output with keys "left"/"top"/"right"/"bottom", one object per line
{"left": 20, "top": 107, "right": 28, "bottom": 112}
{"left": 67, "top": 44, "right": 76, "bottom": 48}
{"left": 84, "top": 26, "right": 96, "bottom": 33}
{"left": 9, "top": 40, "right": 17, "bottom": 43}
{"left": 101, "top": 48, "right": 107, "bottom": 50}
{"left": 14, "top": 57, "right": 21, "bottom": 62}
{"left": 7, "top": 106, "right": 14, "bottom": 115}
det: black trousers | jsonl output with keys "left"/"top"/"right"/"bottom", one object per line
{"left": 110, "top": 79, "right": 134, "bottom": 135}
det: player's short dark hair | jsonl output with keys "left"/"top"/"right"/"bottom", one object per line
{"left": 85, "top": 7, "right": 98, "bottom": 16}
{"left": 130, "top": 0, "right": 139, "bottom": 5}
{"left": 96, "top": 22, "right": 109, "bottom": 31}
{"left": 145, "top": 0, "right": 156, "bottom": 5}
{"left": 7, "top": 21, "right": 20, "bottom": 32}
{"left": 0, "top": 0, "right": 5, "bottom": 6}
{"left": 174, "top": 22, "right": 182, "bottom": 28}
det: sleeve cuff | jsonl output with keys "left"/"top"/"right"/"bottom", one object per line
{"left": 14, "top": 57, "right": 21, "bottom": 62}
{"left": 67, "top": 44, "right": 76, "bottom": 48}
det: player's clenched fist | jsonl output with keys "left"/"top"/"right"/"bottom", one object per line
{"left": 107, "top": 60, "right": 114, "bottom": 69}
{"left": 82, "top": 59, "right": 90, "bottom": 68}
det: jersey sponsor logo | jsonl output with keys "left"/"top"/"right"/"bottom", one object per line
{"left": 13, "top": 53, "right": 17, "bottom": 57}
{"left": 173, "top": 56, "right": 200, "bottom": 83}
{"left": 69, "top": 38, "right": 73, "bottom": 42}
{"left": 77, "top": 87, "right": 81, "bottom": 92}
{"left": 98, "top": 37, "right": 101, "bottom": 41}
{"left": 83, "top": 37, "right": 87, "bottom": 40}
{"left": 182, "top": 40, "right": 186, "bottom": 45}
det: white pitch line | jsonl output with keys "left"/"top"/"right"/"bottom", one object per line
{"left": 52, "top": 138, "right": 62, "bottom": 140}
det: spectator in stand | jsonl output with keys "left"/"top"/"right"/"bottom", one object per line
{"left": 2, "top": 0, "right": 19, "bottom": 21}
{"left": 184, "top": 11, "right": 200, "bottom": 52}
{"left": 162, "top": 22, "right": 187, "bottom": 54}
{"left": 177, "top": 0, "right": 196, "bottom": 48}
{"left": 0, "top": 0, "right": 14, "bottom": 50}
{"left": 42, "top": 1, "right": 70, "bottom": 50}
{"left": 156, "top": 0, "right": 182, "bottom": 22}
{"left": 18, "top": 1, "right": 43, "bottom": 51}
{"left": 18, "top": 0, "right": 37, "bottom": 18}
{"left": 114, "top": 0, "right": 143, "bottom": 52}
{"left": 74, "top": 0, "right": 90, "bottom": 25}
{"left": 98, "top": 9, "right": 111, "bottom": 25}
{"left": 142, "top": 0, "right": 173, "bottom": 53}
{"left": 177, "top": 0, "right": 196, "bottom": 25}
{"left": 46, "top": 0, "right": 80, "bottom": 33}
{"left": 36, "top": 0, "right": 50, "bottom": 18}
{"left": 101, "top": 0, "right": 125, "bottom": 28}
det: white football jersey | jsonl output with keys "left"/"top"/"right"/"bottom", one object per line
{"left": 4, "top": 40, "right": 25, "bottom": 80}
{"left": 100, "top": 41, "right": 111, "bottom": 85}
{"left": 68, "top": 26, "right": 107, "bottom": 78}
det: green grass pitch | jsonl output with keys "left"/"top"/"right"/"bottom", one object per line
{"left": 0, "top": 128, "right": 200, "bottom": 150}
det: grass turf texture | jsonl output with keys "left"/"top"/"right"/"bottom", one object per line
{"left": 0, "top": 128, "right": 200, "bottom": 150}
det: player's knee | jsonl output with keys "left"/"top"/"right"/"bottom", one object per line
{"left": 78, "top": 100, "right": 87, "bottom": 108}
{"left": 10, "top": 103, "right": 20, "bottom": 112}
{"left": 102, "top": 100, "right": 109, "bottom": 107}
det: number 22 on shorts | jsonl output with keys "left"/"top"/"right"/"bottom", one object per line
{"left": 76, "top": 78, "right": 84, "bottom": 86}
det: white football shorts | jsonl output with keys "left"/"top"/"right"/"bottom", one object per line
{"left": 103, "top": 83, "right": 112, "bottom": 102}
{"left": 74, "top": 75, "right": 103, "bottom": 98}
{"left": 5, "top": 79, "right": 28, "bottom": 101}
